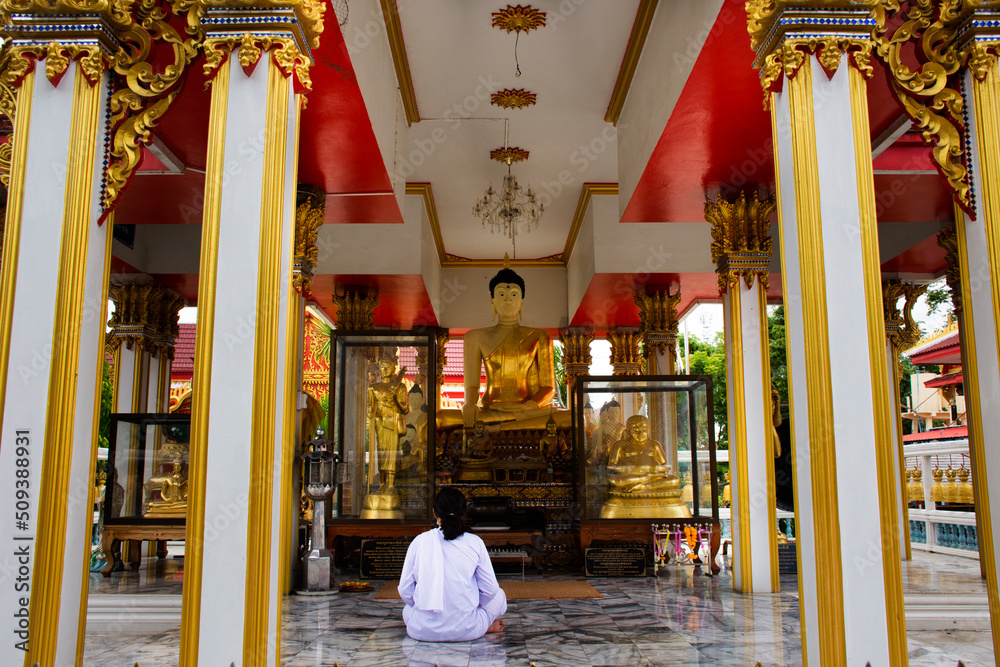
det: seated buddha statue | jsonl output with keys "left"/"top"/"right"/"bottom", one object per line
{"left": 601, "top": 415, "right": 691, "bottom": 519}
{"left": 440, "top": 262, "right": 570, "bottom": 431}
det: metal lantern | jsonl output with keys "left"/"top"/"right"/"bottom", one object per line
{"left": 300, "top": 428, "right": 340, "bottom": 592}
{"left": 302, "top": 428, "right": 338, "bottom": 501}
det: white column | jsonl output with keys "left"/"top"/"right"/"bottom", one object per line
{"left": 949, "top": 54, "right": 1000, "bottom": 646}
{"left": 0, "top": 57, "right": 111, "bottom": 666}
{"left": 768, "top": 40, "right": 905, "bottom": 665}
{"left": 180, "top": 41, "right": 302, "bottom": 666}
{"left": 723, "top": 280, "right": 778, "bottom": 593}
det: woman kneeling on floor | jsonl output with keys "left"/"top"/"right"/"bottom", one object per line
{"left": 398, "top": 487, "right": 507, "bottom": 641}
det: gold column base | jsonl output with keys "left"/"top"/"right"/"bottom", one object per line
{"left": 360, "top": 491, "right": 404, "bottom": 520}
{"left": 600, "top": 494, "right": 692, "bottom": 519}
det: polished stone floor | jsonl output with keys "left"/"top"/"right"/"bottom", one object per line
{"left": 85, "top": 551, "right": 996, "bottom": 666}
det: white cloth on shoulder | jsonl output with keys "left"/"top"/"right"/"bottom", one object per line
{"left": 413, "top": 525, "right": 445, "bottom": 612}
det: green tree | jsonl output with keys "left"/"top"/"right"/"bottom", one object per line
{"left": 96, "top": 359, "right": 113, "bottom": 477}
{"left": 768, "top": 306, "right": 788, "bottom": 419}
{"left": 683, "top": 332, "right": 728, "bottom": 449}
{"left": 924, "top": 282, "right": 953, "bottom": 319}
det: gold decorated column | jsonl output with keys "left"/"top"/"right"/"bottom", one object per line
{"left": 0, "top": 2, "right": 127, "bottom": 662}
{"left": 750, "top": 2, "right": 905, "bottom": 663}
{"left": 181, "top": 2, "right": 321, "bottom": 664}
{"left": 882, "top": 279, "right": 927, "bottom": 562}
{"left": 707, "top": 190, "right": 779, "bottom": 594}
{"left": 953, "top": 13, "right": 1000, "bottom": 648}
{"left": 635, "top": 289, "right": 680, "bottom": 476}
{"left": 558, "top": 328, "right": 593, "bottom": 407}
{"left": 635, "top": 289, "right": 680, "bottom": 375}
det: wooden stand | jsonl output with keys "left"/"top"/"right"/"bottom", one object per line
{"left": 100, "top": 524, "right": 185, "bottom": 576}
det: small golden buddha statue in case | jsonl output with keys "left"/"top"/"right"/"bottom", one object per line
{"left": 600, "top": 415, "right": 691, "bottom": 519}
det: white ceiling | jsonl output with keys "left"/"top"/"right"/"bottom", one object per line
{"left": 398, "top": 0, "right": 640, "bottom": 260}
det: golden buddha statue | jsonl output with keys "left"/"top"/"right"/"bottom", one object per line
{"left": 144, "top": 442, "right": 189, "bottom": 519}
{"left": 361, "top": 353, "right": 409, "bottom": 519}
{"left": 539, "top": 415, "right": 569, "bottom": 459}
{"left": 600, "top": 415, "right": 691, "bottom": 519}
{"left": 439, "top": 262, "right": 569, "bottom": 431}
{"left": 453, "top": 420, "right": 495, "bottom": 482}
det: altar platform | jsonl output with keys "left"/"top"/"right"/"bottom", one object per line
{"left": 84, "top": 551, "right": 994, "bottom": 665}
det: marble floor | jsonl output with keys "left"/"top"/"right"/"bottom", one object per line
{"left": 85, "top": 551, "right": 996, "bottom": 666}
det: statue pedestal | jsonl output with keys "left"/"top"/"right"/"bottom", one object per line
{"left": 453, "top": 457, "right": 495, "bottom": 483}
{"left": 600, "top": 492, "right": 692, "bottom": 519}
{"left": 360, "top": 490, "right": 404, "bottom": 520}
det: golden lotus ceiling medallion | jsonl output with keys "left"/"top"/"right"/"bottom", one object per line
{"left": 490, "top": 147, "right": 529, "bottom": 164}
{"left": 491, "top": 5, "right": 547, "bottom": 34}
{"left": 491, "top": 88, "right": 537, "bottom": 109}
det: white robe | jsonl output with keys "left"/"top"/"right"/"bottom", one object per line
{"left": 398, "top": 527, "right": 507, "bottom": 642}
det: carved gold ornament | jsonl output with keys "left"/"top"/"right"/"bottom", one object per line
{"left": 490, "top": 146, "right": 529, "bottom": 164}
{"left": 435, "top": 329, "right": 449, "bottom": 388}
{"left": 871, "top": 1, "right": 971, "bottom": 212}
{"left": 490, "top": 88, "right": 536, "bottom": 109}
{"left": 109, "top": 283, "right": 185, "bottom": 357}
{"left": 558, "top": 328, "right": 594, "bottom": 391}
{"left": 332, "top": 290, "right": 378, "bottom": 330}
{"left": 635, "top": 289, "right": 681, "bottom": 358}
{"left": 608, "top": 329, "right": 643, "bottom": 376}
{"left": 707, "top": 190, "right": 775, "bottom": 293}
{"left": 882, "top": 279, "right": 928, "bottom": 351}
{"left": 491, "top": 4, "right": 546, "bottom": 33}
{"left": 937, "top": 225, "right": 962, "bottom": 312}
{"left": 293, "top": 194, "right": 325, "bottom": 294}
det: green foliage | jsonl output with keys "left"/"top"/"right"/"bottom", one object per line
{"left": 683, "top": 332, "right": 728, "bottom": 449}
{"left": 553, "top": 342, "right": 568, "bottom": 408}
{"left": 924, "top": 284, "right": 953, "bottom": 318}
{"left": 98, "top": 359, "right": 113, "bottom": 450}
{"left": 768, "top": 306, "right": 788, "bottom": 418}
{"left": 676, "top": 306, "right": 790, "bottom": 451}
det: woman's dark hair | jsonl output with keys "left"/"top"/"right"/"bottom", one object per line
{"left": 434, "top": 487, "right": 467, "bottom": 540}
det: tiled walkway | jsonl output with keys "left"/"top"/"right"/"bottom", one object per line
{"left": 84, "top": 551, "right": 995, "bottom": 666}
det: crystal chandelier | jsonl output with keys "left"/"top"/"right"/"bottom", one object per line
{"left": 472, "top": 148, "right": 544, "bottom": 256}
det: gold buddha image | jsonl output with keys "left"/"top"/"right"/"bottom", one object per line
{"left": 361, "top": 353, "right": 409, "bottom": 519}
{"left": 441, "top": 263, "right": 569, "bottom": 431}
{"left": 601, "top": 415, "right": 691, "bottom": 519}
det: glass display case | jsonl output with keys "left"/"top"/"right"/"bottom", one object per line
{"left": 327, "top": 330, "right": 439, "bottom": 520}
{"left": 104, "top": 413, "right": 191, "bottom": 526}
{"left": 574, "top": 376, "right": 718, "bottom": 521}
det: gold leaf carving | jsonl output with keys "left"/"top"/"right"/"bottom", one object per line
{"left": 707, "top": 190, "right": 775, "bottom": 293}
{"left": 607, "top": 329, "right": 643, "bottom": 376}
{"left": 332, "top": 290, "right": 378, "bottom": 331}
{"left": 44, "top": 42, "right": 69, "bottom": 82}
{"left": 872, "top": 0, "right": 970, "bottom": 211}
{"left": 635, "top": 289, "right": 680, "bottom": 358}
{"left": 882, "top": 279, "right": 927, "bottom": 350}
{"left": 292, "top": 193, "right": 325, "bottom": 294}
